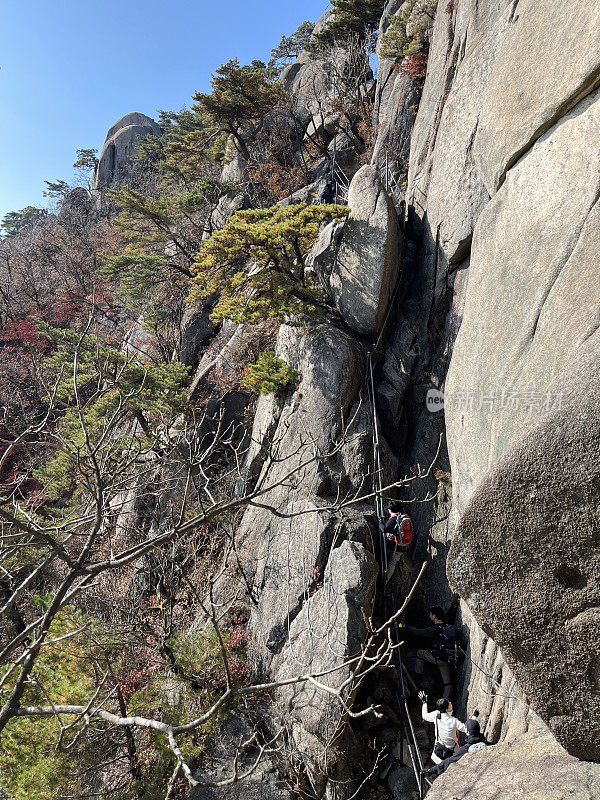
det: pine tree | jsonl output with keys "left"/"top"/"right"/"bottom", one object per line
{"left": 73, "top": 148, "right": 99, "bottom": 172}
{"left": 1, "top": 206, "right": 46, "bottom": 237}
{"left": 188, "top": 203, "right": 350, "bottom": 323}
{"left": 268, "top": 21, "right": 315, "bottom": 76}
{"left": 43, "top": 179, "right": 71, "bottom": 199}
{"left": 193, "top": 59, "right": 287, "bottom": 160}
{"left": 309, "top": 0, "right": 386, "bottom": 49}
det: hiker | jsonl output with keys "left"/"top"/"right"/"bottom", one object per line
{"left": 422, "top": 710, "right": 487, "bottom": 776}
{"left": 382, "top": 503, "right": 413, "bottom": 584}
{"left": 418, "top": 691, "right": 467, "bottom": 764}
{"left": 320, "top": 180, "right": 336, "bottom": 204}
{"left": 402, "top": 606, "right": 456, "bottom": 698}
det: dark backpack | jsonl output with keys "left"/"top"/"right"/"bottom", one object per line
{"left": 432, "top": 623, "right": 456, "bottom": 663}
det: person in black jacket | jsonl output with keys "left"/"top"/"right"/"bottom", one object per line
{"left": 320, "top": 180, "right": 336, "bottom": 204}
{"left": 402, "top": 606, "right": 456, "bottom": 698}
{"left": 422, "top": 712, "right": 488, "bottom": 776}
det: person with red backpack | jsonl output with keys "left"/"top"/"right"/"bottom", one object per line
{"left": 382, "top": 502, "right": 413, "bottom": 584}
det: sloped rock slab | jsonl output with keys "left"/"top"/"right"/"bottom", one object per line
{"left": 425, "top": 727, "right": 600, "bottom": 800}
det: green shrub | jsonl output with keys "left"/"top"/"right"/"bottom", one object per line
{"left": 242, "top": 352, "right": 300, "bottom": 396}
{"left": 0, "top": 607, "right": 97, "bottom": 800}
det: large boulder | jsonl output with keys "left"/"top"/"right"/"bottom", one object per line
{"left": 426, "top": 725, "right": 600, "bottom": 800}
{"left": 93, "top": 112, "right": 161, "bottom": 189}
{"left": 449, "top": 338, "right": 600, "bottom": 760}
{"left": 474, "top": 0, "right": 600, "bottom": 194}
{"left": 330, "top": 165, "right": 400, "bottom": 337}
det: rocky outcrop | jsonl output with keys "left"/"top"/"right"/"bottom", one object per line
{"left": 279, "top": 11, "right": 334, "bottom": 129}
{"left": 203, "top": 311, "right": 397, "bottom": 796}
{"left": 330, "top": 165, "right": 400, "bottom": 337}
{"left": 93, "top": 112, "right": 161, "bottom": 189}
{"left": 426, "top": 724, "right": 600, "bottom": 800}
{"left": 449, "top": 339, "right": 600, "bottom": 760}
{"left": 280, "top": 10, "right": 350, "bottom": 130}
{"left": 242, "top": 323, "right": 379, "bottom": 675}
{"left": 275, "top": 540, "right": 378, "bottom": 798}
{"left": 371, "top": 0, "right": 428, "bottom": 171}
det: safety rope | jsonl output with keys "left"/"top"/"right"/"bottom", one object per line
{"left": 387, "top": 588, "right": 433, "bottom": 798}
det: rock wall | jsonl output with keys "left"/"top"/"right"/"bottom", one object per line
{"left": 384, "top": 0, "right": 600, "bottom": 786}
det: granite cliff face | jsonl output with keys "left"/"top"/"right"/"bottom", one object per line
{"left": 391, "top": 0, "right": 600, "bottom": 785}
{"left": 93, "top": 111, "right": 162, "bottom": 189}
{"left": 95, "top": 2, "right": 600, "bottom": 796}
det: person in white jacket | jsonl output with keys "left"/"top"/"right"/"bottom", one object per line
{"left": 418, "top": 691, "right": 467, "bottom": 764}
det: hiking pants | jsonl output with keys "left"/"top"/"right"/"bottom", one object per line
{"left": 415, "top": 649, "right": 452, "bottom": 698}
{"left": 385, "top": 550, "right": 403, "bottom": 583}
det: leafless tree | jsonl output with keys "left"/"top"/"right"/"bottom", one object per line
{"left": 0, "top": 322, "right": 441, "bottom": 797}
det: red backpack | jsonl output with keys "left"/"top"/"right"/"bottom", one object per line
{"left": 397, "top": 514, "right": 413, "bottom": 545}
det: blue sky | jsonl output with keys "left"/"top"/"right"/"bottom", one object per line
{"left": 0, "top": 0, "right": 328, "bottom": 221}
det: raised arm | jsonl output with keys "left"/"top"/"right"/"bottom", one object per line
{"left": 419, "top": 691, "right": 437, "bottom": 722}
